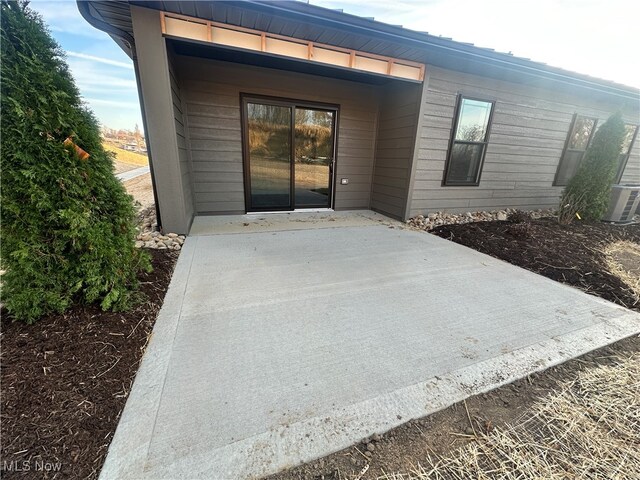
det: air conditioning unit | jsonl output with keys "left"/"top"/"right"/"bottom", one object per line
{"left": 602, "top": 184, "right": 640, "bottom": 223}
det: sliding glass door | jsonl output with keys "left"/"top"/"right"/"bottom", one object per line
{"left": 245, "top": 103, "right": 292, "bottom": 209}
{"left": 243, "top": 97, "right": 336, "bottom": 212}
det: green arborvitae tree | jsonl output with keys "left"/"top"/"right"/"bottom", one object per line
{"left": 558, "top": 112, "right": 626, "bottom": 223}
{"left": 1, "top": 1, "right": 150, "bottom": 322}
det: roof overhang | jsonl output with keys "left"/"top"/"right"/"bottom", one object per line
{"left": 161, "top": 11, "right": 424, "bottom": 83}
{"left": 78, "top": 0, "right": 640, "bottom": 102}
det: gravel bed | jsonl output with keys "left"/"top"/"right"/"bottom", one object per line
{"left": 406, "top": 208, "right": 555, "bottom": 231}
{"left": 135, "top": 205, "right": 185, "bottom": 250}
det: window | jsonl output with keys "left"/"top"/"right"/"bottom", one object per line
{"left": 615, "top": 124, "right": 638, "bottom": 183}
{"left": 443, "top": 96, "right": 494, "bottom": 186}
{"left": 554, "top": 114, "right": 597, "bottom": 186}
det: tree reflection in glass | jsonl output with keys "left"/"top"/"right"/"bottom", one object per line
{"left": 247, "top": 102, "right": 292, "bottom": 208}
{"left": 446, "top": 97, "right": 493, "bottom": 185}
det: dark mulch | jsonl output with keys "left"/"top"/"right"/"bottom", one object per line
{"left": 1, "top": 250, "right": 178, "bottom": 479}
{"left": 431, "top": 216, "right": 640, "bottom": 311}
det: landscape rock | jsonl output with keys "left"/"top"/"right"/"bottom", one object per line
{"left": 134, "top": 204, "right": 185, "bottom": 251}
{"left": 407, "top": 208, "right": 555, "bottom": 232}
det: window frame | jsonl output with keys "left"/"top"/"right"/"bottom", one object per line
{"left": 615, "top": 124, "right": 639, "bottom": 184}
{"left": 442, "top": 94, "right": 496, "bottom": 187}
{"left": 553, "top": 113, "right": 598, "bottom": 187}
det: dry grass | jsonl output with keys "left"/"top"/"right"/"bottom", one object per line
{"left": 378, "top": 352, "right": 640, "bottom": 480}
{"left": 605, "top": 241, "right": 640, "bottom": 303}
{"left": 103, "top": 141, "right": 148, "bottom": 167}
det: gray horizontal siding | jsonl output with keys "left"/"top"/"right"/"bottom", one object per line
{"left": 409, "top": 65, "right": 640, "bottom": 216}
{"left": 175, "top": 56, "right": 378, "bottom": 214}
{"left": 620, "top": 137, "right": 640, "bottom": 184}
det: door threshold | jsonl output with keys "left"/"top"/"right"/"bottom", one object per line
{"left": 246, "top": 208, "right": 334, "bottom": 215}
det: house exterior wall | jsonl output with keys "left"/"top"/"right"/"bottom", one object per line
{"left": 370, "top": 82, "right": 425, "bottom": 219}
{"left": 167, "top": 52, "right": 194, "bottom": 223}
{"left": 174, "top": 55, "right": 379, "bottom": 215}
{"left": 408, "top": 65, "right": 640, "bottom": 218}
{"left": 130, "top": 6, "right": 194, "bottom": 234}
{"left": 620, "top": 136, "right": 640, "bottom": 184}
{"left": 131, "top": 6, "right": 639, "bottom": 227}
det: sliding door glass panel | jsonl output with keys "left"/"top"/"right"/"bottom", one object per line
{"left": 247, "top": 103, "right": 292, "bottom": 209}
{"left": 294, "top": 108, "right": 334, "bottom": 207}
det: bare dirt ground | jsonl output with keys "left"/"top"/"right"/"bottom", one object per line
{"left": 112, "top": 160, "right": 138, "bottom": 175}
{"left": 123, "top": 172, "right": 154, "bottom": 209}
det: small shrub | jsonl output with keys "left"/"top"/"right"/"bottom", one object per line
{"left": 558, "top": 113, "right": 626, "bottom": 223}
{"left": 0, "top": 1, "right": 151, "bottom": 322}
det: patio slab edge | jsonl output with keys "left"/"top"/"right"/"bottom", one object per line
{"left": 99, "top": 237, "right": 198, "bottom": 480}
{"left": 99, "top": 269, "right": 639, "bottom": 479}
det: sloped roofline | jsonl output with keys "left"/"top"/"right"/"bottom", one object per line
{"left": 78, "top": 0, "right": 639, "bottom": 101}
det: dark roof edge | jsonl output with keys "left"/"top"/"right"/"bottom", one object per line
{"left": 246, "top": 0, "right": 639, "bottom": 100}
{"left": 77, "top": 1, "right": 135, "bottom": 57}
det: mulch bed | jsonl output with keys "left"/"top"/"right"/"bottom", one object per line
{"left": 1, "top": 250, "right": 178, "bottom": 479}
{"left": 431, "top": 217, "right": 640, "bottom": 311}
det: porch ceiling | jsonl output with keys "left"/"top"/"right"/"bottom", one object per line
{"left": 167, "top": 38, "right": 415, "bottom": 86}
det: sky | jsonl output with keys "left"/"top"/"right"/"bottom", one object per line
{"left": 31, "top": 0, "right": 639, "bottom": 131}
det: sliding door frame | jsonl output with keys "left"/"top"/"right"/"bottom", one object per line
{"left": 240, "top": 93, "right": 340, "bottom": 213}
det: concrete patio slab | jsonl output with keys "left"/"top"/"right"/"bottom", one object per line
{"left": 188, "top": 209, "right": 396, "bottom": 236}
{"left": 100, "top": 213, "right": 640, "bottom": 479}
